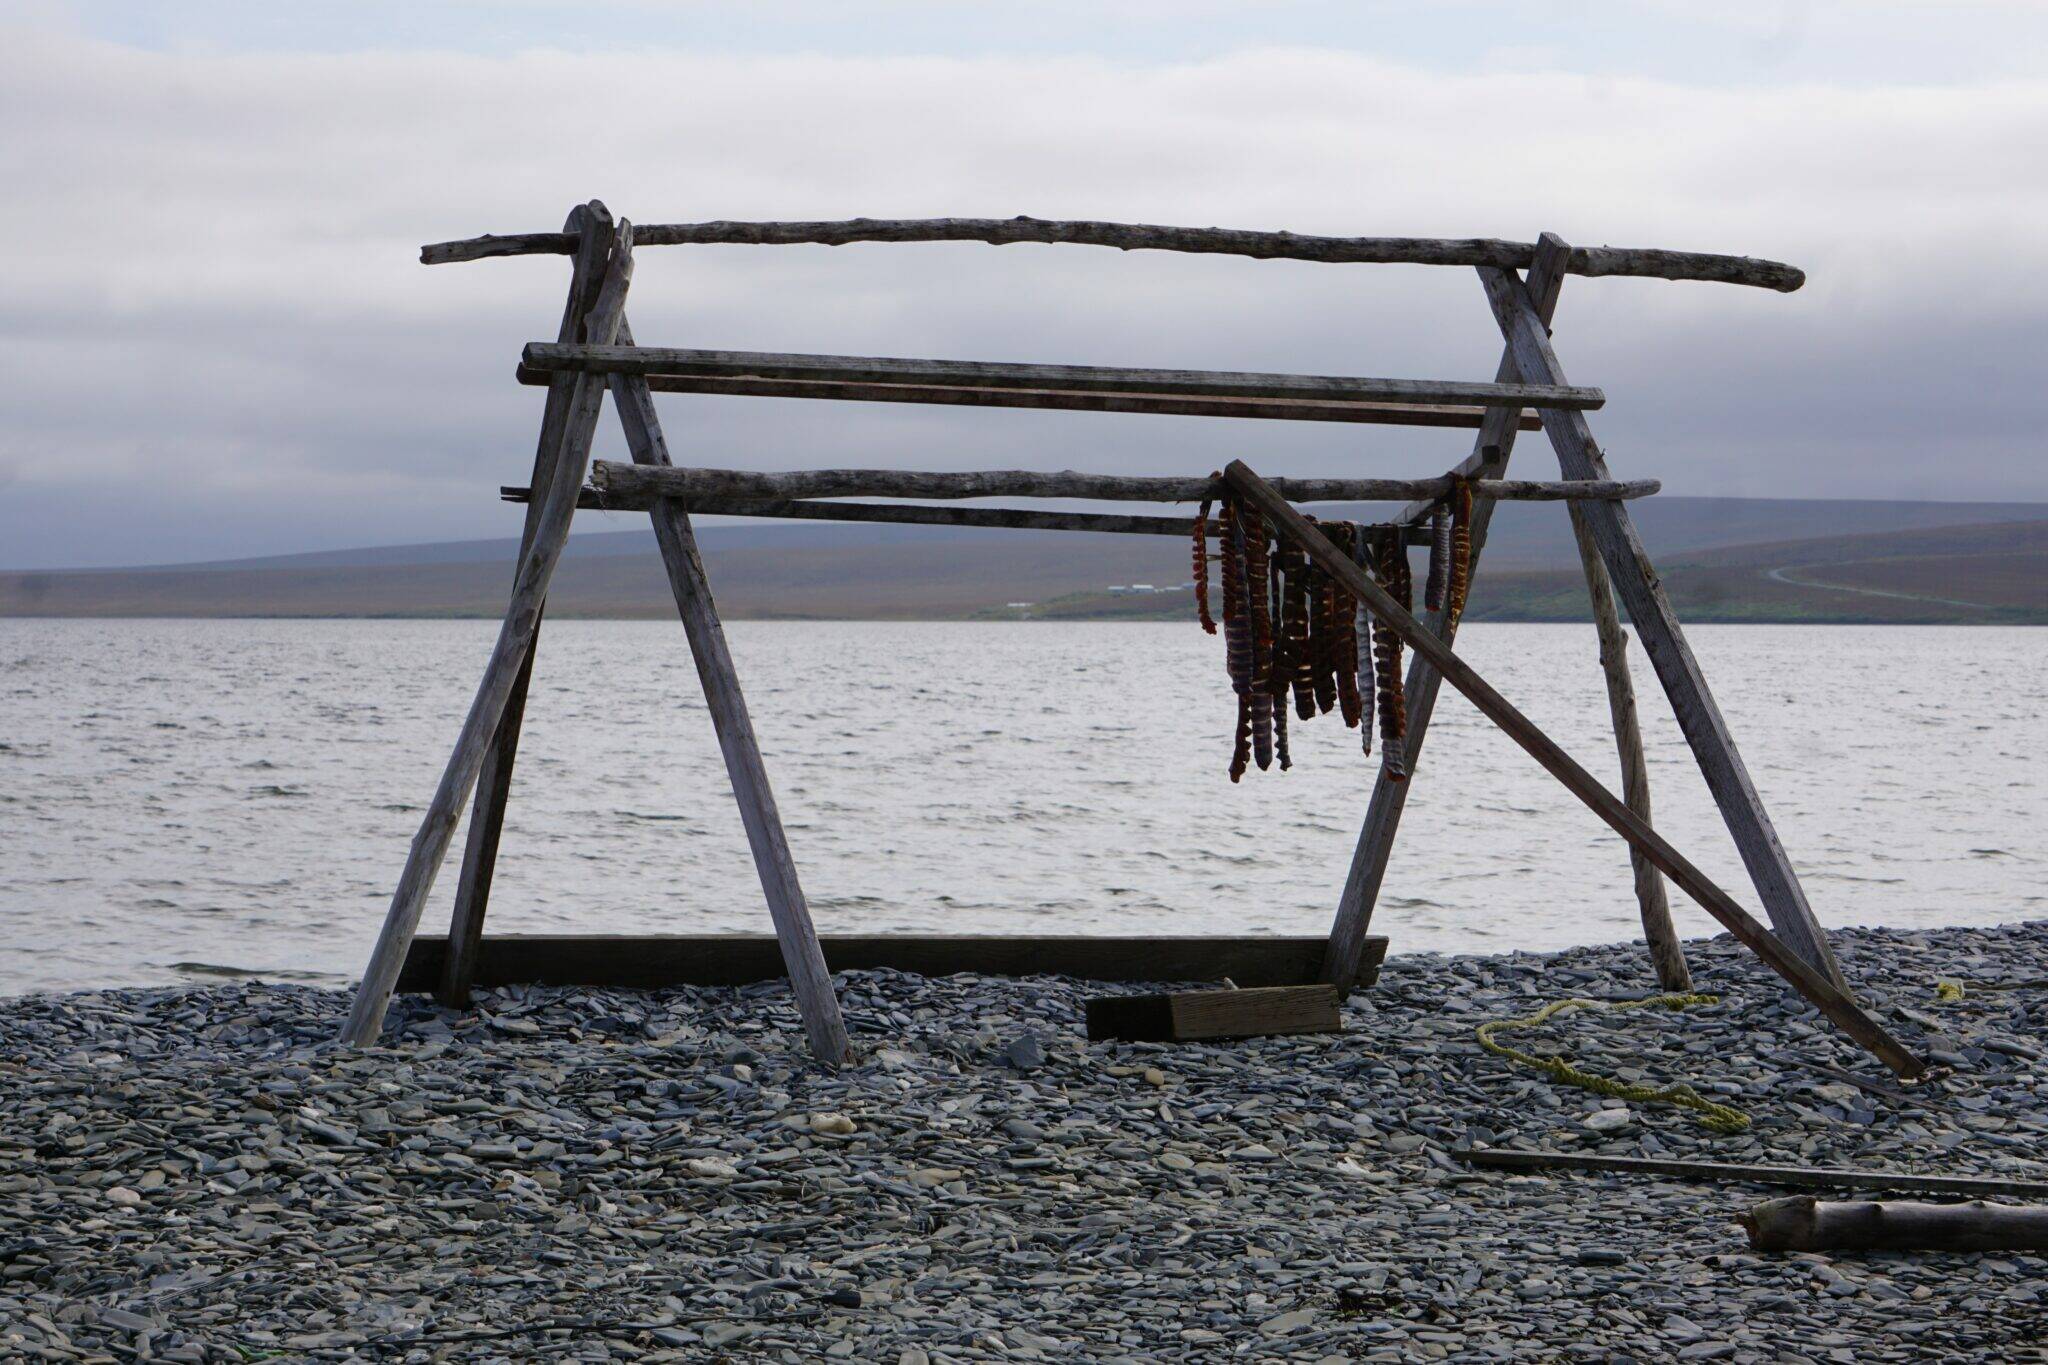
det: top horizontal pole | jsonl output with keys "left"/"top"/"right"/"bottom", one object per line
{"left": 524, "top": 344, "right": 1604, "bottom": 412}
{"left": 423, "top": 216, "right": 1805, "bottom": 292}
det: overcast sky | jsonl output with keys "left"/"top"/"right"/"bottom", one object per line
{"left": 2, "top": 1, "right": 2044, "bottom": 569}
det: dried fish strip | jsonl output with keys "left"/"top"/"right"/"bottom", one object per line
{"left": 1447, "top": 476, "right": 1475, "bottom": 629}
{"left": 1193, "top": 489, "right": 1216, "bottom": 635}
{"left": 1220, "top": 500, "right": 1253, "bottom": 782}
{"left": 1268, "top": 546, "right": 1293, "bottom": 771}
{"left": 1333, "top": 523, "right": 1364, "bottom": 729}
{"left": 1281, "top": 544, "right": 1315, "bottom": 720}
{"left": 1308, "top": 550, "right": 1339, "bottom": 717}
{"left": 1373, "top": 529, "right": 1410, "bottom": 781}
{"left": 1424, "top": 506, "right": 1452, "bottom": 612}
{"left": 1242, "top": 504, "right": 1275, "bottom": 771}
{"left": 1351, "top": 529, "right": 1375, "bottom": 754}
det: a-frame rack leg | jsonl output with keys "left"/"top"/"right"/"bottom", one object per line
{"left": 608, "top": 318, "right": 852, "bottom": 1065}
{"left": 340, "top": 224, "right": 634, "bottom": 1046}
{"left": 440, "top": 201, "right": 617, "bottom": 1007}
{"left": 1479, "top": 262, "right": 1849, "bottom": 993}
{"left": 1569, "top": 503, "right": 1690, "bottom": 991}
{"left": 1321, "top": 235, "right": 1569, "bottom": 988}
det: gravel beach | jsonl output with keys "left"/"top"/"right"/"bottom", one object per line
{"left": 4, "top": 922, "right": 2046, "bottom": 1362}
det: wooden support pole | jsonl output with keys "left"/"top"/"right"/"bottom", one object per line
{"left": 584, "top": 462, "right": 1654, "bottom": 506}
{"left": 422, "top": 214, "right": 1807, "bottom": 292}
{"left": 338, "top": 223, "right": 635, "bottom": 1047}
{"left": 524, "top": 343, "right": 1607, "bottom": 412}
{"left": 514, "top": 366, "right": 1544, "bottom": 430}
{"left": 608, "top": 320, "right": 852, "bottom": 1065}
{"left": 1322, "top": 235, "right": 1570, "bottom": 989}
{"left": 440, "top": 202, "right": 617, "bottom": 1008}
{"left": 1478, "top": 263, "right": 1850, "bottom": 993}
{"left": 1224, "top": 459, "right": 1922, "bottom": 1077}
{"left": 1571, "top": 505, "right": 1692, "bottom": 991}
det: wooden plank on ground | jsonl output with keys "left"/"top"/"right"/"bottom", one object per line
{"left": 1454, "top": 1148, "right": 2048, "bottom": 1200}
{"left": 1086, "top": 985, "right": 1343, "bottom": 1042}
{"left": 394, "top": 934, "right": 1387, "bottom": 992}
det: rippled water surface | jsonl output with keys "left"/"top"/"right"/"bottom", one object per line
{"left": 3, "top": 619, "right": 2042, "bottom": 994}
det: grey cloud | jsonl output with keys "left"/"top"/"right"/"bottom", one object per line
{"left": 1, "top": 30, "right": 2044, "bottom": 567}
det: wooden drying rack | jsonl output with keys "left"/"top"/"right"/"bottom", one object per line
{"left": 339, "top": 204, "right": 1921, "bottom": 1078}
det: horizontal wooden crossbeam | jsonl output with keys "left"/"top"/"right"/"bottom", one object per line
{"left": 425, "top": 215, "right": 1805, "bottom": 291}
{"left": 512, "top": 366, "right": 1545, "bottom": 430}
{"left": 394, "top": 933, "right": 1387, "bottom": 992}
{"left": 501, "top": 486, "right": 1439, "bottom": 542}
{"left": 521, "top": 344, "right": 1607, "bottom": 412}
{"left": 583, "top": 462, "right": 1657, "bottom": 505}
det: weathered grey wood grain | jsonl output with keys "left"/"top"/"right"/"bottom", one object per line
{"left": 584, "top": 462, "right": 1654, "bottom": 505}
{"left": 505, "top": 486, "right": 1436, "bottom": 542}
{"left": 1571, "top": 503, "right": 1691, "bottom": 992}
{"left": 512, "top": 366, "right": 1546, "bottom": 429}
{"left": 609, "top": 319, "right": 851, "bottom": 1064}
{"left": 422, "top": 215, "right": 1805, "bottom": 291}
{"left": 440, "top": 201, "right": 616, "bottom": 1008}
{"left": 1322, "top": 235, "right": 1570, "bottom": 989}
{"left": 1478, "top": 263, "right": 1849, "bottom": 993}
{"left": 338, "top": 223, "right": 635, "bottom": 1048}
{"left": 1226, "top": 459, "right": 1921, "bottom": 1077}
{"left": 523, "top": 343, "right": 1606, "bottom": 411}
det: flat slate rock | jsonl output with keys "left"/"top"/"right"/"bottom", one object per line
{"left": 3, "top": 921, "right": 2046, "bottom": 1361}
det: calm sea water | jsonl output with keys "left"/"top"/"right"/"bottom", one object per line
{"left": 3, "top": 619, "right": 2042, "bottom": 995}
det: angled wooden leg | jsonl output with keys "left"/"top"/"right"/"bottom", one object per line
{"left": 339, "top": 223, "right": 636, "bottom": 1046}
{"left": 1322, "top": 235, "right": 1570, "bottom": 987}
{"left": 1569, "top": 504, "right": 1691, "bottom": 992}
{"left": 1479, "top": 262, "right": 1849, "bottom": 993}
{"left": 608, "top": 323, "right": 852, "bottom": 1065}
{"left": 440, "top": 202, "right": 618, "bottom": 1007}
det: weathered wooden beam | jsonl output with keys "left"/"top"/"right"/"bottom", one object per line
{"left": 523, "top": 343, "right": 1607, "bottom": 412}
{"left": 584, "top": 462, "right": 1656, "bottom": 506}
{"left": 608, "top": 318, "right": 851, "bottom": 1065}
{"left": 503, "top": 486, "right": 1437, "bottom": 542}
{"left": 1085, "top": 985, "right": 1343, "bottom": 1043}
{"left": 1325, "top": 235, "right": 1570, "bottom": 989}
{"left": 1741, "top": 1197, "right": 2048, "bottom": 1253}
{"left": 513, "top": 366, "right": 1546, "bottom": 429}
{"left": 441, "top": 201, "right": 617, "bottom": 1009}
{"left": 1479, "top": 264, "right": 1849, "bottom": 993}
{"left": 1571, "top": 504, "right": 1691, "bottom": 992}
{"left": 394, "top": 934, "right": 1386, "bottom": 992}
{"left": 423, "top": 215, "right": 1805, "bottom": 291}
{"left": 1224, "top": 458, "right": 1923, "bottom": 1078}
{"left": 339, "top": 223, "right": 636, "bottom": 1048}
{"left": 1454, "top": 1149, "right": 2048, "bottom": 1200}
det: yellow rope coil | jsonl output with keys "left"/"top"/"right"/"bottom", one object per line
{"left": 1475, "top": 993, "right": 1752, "bottom": 1135}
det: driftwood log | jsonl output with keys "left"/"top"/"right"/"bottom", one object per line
{"left": 583, "top": 462, "right": 1657, "bottom": 507}
{"left": 1740, "top": 1196, "right": 2048, "bottom": 1253}
{"left": 423, "top": 215, "right": 1805, "bottom": 292}
{"left": 522, "top": 343, "right": 1606, "bottom": 412}
{"left": 1454, "top": 1149, "right": 2048, "bottom": 1200}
